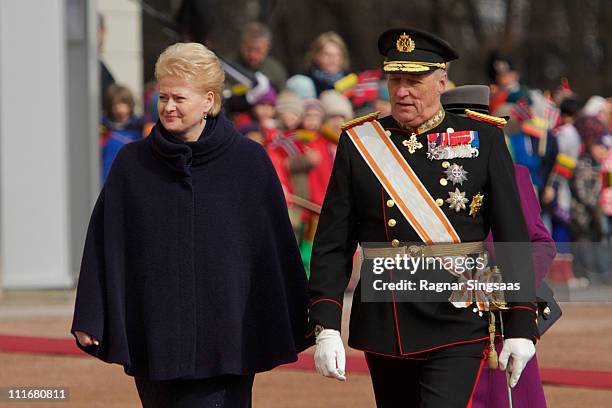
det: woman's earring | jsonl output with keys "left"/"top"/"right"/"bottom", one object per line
{"left": 203, "top": 112, "right": 208, "bottom": 120}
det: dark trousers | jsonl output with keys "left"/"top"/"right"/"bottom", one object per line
{"left": 134, "top": 375, "right": 254, "bottom": 408}
{"left": 365, "top": 341, "right": 487, "bottom": 408}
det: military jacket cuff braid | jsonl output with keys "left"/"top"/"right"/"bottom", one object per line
{"left": 309, "top": 298, "right": 343, "bottom": 332}
{"left": 504, "top": 303, "right": 539, "bottom": 341}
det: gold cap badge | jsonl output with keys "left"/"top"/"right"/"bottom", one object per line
{"left": 396, "top": 32, "right": 415, "bottom": 53}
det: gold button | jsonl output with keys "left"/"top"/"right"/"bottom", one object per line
{"left": 388, "top": 219, "right": 397, "bottom": 227}
{"left": 391, "top": 239, "right": 400, "bottom": 247}
{"left": 446, "top": 127, "right": 455, "bottom": 133}
{"left": 440, "top": 178, "right": 448, "bottom": 186}
{"left": 435, "top": 198, "right": 444, "bottom": 206}
{"left": 442, "top": 161, "right": 450, "bottom": 169}
{"left": 385, "top": 130, "right": 392, "bottom": 137}
{"left": 386, "top": 199, "right": 395, "bottom": 208}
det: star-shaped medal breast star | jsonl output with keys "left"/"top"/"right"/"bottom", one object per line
{"left": 444, "top": 163, "right": 469, "bottom": 185}
{"left": 402, "top": 134, "right": 423, "bottom": 154}
{"left": 446, "top": 188, "right": 469, "bottom": 212}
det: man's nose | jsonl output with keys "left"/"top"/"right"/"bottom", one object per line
{"left": 395, "top": 84, "right": 412, "bottom": 98}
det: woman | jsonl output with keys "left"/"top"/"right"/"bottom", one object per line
{"left": 473, "top": 165, "right": 554, "bottom": 408}
{"left": 304, "top": 31, "right": 350, "bottom": 96}
{"left": 72, "top": 42, "right": 309, "bottom": 407}
{"left": 441, "top": 85, "right": 555, "bottom": 407}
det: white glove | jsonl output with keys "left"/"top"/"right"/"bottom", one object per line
{"left": 499, "top": 338, "right": 536, "bottom": 388}
{"left": 245, "top": 72, "right": 271, "bottom": 105}
{"left": 314, "top": 329, "right": 346, "bottom": 381}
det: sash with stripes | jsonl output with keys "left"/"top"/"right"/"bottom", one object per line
{"left": 346, "top": 120, "right": 460, "bottom": 244}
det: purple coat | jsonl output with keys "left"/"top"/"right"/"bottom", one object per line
{"left": 473, "top": 165, "right": 554, "bottom": 408}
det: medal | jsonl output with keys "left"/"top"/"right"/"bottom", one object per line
{"left": 402, "top": 133, "right": 423, "bottom": 154}
{"left": 469, "top": 193, "right": 484, "bottom": 218}
{"left": 444, "top": 163, "right": 468, "bottom": 185}
{"left": 446, "top": 188, "right": 469, "bottom": 212}
{"left": 427, "top": 130, "right": 480, "bottom": 160}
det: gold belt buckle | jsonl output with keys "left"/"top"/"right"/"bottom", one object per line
{"left": 407, "top": 245, "right": 422, "bottom": 257}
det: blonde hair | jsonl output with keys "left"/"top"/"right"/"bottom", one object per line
{"left": 306, "top": 31, "right": 350, "bottom": 70}
{"left": 155, "top": 42, "right": 225, "bottom": 116}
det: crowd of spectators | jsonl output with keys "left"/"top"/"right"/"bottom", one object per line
{"left": 99, "top": 21, "right": 612, "bottom": 285}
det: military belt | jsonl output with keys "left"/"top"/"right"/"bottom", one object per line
{"left": 362, "top": 241, "right": 485, "bottom": 259}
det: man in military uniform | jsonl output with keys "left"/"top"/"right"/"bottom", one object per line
{"left": 309, "top": 27, "right": 538, "bottom": 407}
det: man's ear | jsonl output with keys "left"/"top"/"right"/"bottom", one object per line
{"left": 437, "top": 70, "right": 448, "bottom": 92}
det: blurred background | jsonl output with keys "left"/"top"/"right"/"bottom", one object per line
{"left": 1, "top": 0, "right": 610, "bottom": 291}
{"left": 0, "top": 0, "right": 611, "bottom": 406}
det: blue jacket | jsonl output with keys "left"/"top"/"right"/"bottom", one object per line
{"left": 101, "top": 116, "right": 144, "bottom": 183}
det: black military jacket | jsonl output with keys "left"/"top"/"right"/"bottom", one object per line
{"left": 309, "top": 110, "right": 538, "bottom": 356}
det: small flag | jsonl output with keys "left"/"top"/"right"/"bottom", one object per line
{"left": 552, "top": 153, "right": 577, "bottom": 179}
{"left": 334, "top": 73, "right": 358, "bottom": 95}
{"left": 522, "top": 116, "right": 549, "bottom": 138}
{"left": 352, "top": 70, "right": 382, "bottom": 107}
{"left": 510, "top": 98, "right": 532, "bottom": 124}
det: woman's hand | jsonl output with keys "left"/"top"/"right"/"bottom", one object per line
{"left": 74, "top": 331, "right": 100, "bottom": 347}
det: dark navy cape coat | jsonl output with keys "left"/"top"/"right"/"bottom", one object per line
{"left": 72, "top": 113, "right": 309, "bottom": 380}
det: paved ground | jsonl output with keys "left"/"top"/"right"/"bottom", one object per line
{"left": 1, "top": 289, "right": 611, "bottom": 407}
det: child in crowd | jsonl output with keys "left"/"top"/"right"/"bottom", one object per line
{"left": 250, "top": 88, "right": 278, "bottom": 143}
{"left": 571, "top": 115, "right": 610, "bottom": 285}
{"left": 544, "top": 98, "right": 583, "bottom": 251}
{"left": 295, "top": 99, "right": 334, "bottom": 205}
{"left": 276, "top": 91, "right": 304, "bottom": 131}
{"left": 301, "top": 99, "right": 324, "bottom": 132}
{"left": 291, "top": 99, "right": 334, "bottom": 273}
{"left": 286, "top": 75, "right": 317, "bottom": 100}
{"left": 319, "top": 90, "right": 353, "bottom": 148}
{"left": 100, "top": 84, "right": 144, "bottom": 183}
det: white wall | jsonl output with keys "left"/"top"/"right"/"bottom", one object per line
{"left": 0, "top": 0, "right": 73, "bottom": 288}
{"left": 66, "top": 0, "right": 101, "bottom": 281}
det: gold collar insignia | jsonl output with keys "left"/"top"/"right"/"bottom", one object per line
{"left": 404, "top": 106, "right": 445, "bottom": 134}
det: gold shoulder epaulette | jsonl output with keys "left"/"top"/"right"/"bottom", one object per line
{"left": 465, "top": 109, "right": 507, "bottom": 127}
{"left": 341, "top": 111, "right": 381, "bottom": 131}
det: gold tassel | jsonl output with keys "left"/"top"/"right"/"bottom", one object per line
{"left": 487, "top": 311, "right": 498, "bottom": 369}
